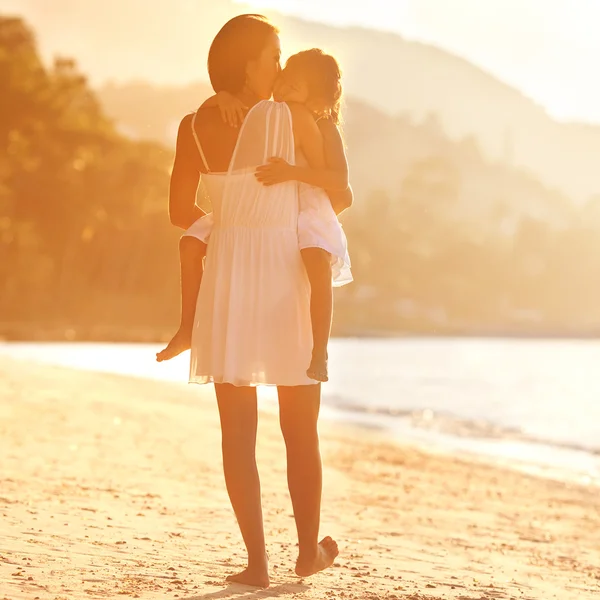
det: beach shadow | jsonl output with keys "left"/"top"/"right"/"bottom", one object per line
{"left": 181, "top": 582, "right": 310, "bottom": 600}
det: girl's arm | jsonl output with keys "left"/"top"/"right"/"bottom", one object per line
{"left": 169, "top": 115, "right": 205, "bottom": 230}
{"left": 255, "top": 157, "right": 347, "bottom": 191}
{"left": 256, "top": 117, "right": 353, "bottom": 214}
{"left": 201, "top": 92, "right": 247, "bottom": 128}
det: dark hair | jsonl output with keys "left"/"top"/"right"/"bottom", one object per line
{"left": 284, "top": 49, "right": 342, "bottom": 124}
{"left": 208, "top": 14, "right": 279, "bottom": 94}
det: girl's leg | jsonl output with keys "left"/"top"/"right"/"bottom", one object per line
{"left": 215, "top": 383, "right": 269, "bottom": 587}
{"left": 156, "top": 235, "right": 206, "bottom": 362}
{"left": 278, "top": 384, "right": 339, "bottom": 577}
{"left": 301, "top": 248, "right": 333, "bottom": 382}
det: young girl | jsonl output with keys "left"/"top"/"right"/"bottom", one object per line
{"left": 157, "top": 49, "right": 352, "bottom": 382}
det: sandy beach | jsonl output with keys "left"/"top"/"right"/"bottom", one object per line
{"left": 1, "top": 357, "right": 599, "bottom": 600}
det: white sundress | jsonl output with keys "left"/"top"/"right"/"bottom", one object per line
{"left": 188, "top": 100, "right": 318, "bottom": 386}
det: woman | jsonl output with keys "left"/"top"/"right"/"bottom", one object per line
{"left": 168, "top": 15, "right": 339, "bottom": 588}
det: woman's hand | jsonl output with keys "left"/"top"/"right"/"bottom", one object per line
{"left": 255, "top": 157, "right": 296, "bottom": 186}
{"left": 215, "top": 91, "right": 247, "bottom": 127}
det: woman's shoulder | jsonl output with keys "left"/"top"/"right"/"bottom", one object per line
{"left": 176, "top": 112, "right": 196, "bottom": 137}
{"left": 178, "top": 106, "right": 227, "bottom": 140}
{"left": 175, "top": 108, "right": 221, "bottom": 151}
{"left": 178, "top": 112, "right": 194, "bottom": 126}
{"left": 174, "top": 113, "right": 196, "bottom": 152}
{"left": 187, "top": 105, "right": 222, "bottom": 125}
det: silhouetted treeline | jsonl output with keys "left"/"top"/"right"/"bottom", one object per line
{"left": 338, "top": 177, "right": 600, "bottom": 335}
{"left": 3, "top": 16, "right": 600, "bottom": 340}
{"left": 1, "top": 17, "right": 179, "bottom": 339}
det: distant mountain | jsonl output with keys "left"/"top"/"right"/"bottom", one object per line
{"left": 6, "top": 12, "right": 600, "bottom": 339}
{"left": 97, "top": 81, "right": 574, "bottom": 231}
{"left": 99, "top": 80, "right": 214, "bottom": 143}
{"left": 270, "top": 16, "right": 600, "bottom": 205}
{"left": 9, "top": 0, "right": 600, "bottom": 202}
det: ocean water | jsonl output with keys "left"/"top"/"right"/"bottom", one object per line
{"left": 2, "top": 338, "right": 599, "bottom": 484}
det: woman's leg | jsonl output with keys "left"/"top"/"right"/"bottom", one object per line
{"left": 301, "top": 248, "right": 333, "bottom": 382}
{"left": 215, "top": 383, "right": 269, "bottom": 588}
{"left": 156, "top": 235, "right": 206, "bottom": 362}
{"left": 278, "top": 384, "right": 339, "bottom": 576}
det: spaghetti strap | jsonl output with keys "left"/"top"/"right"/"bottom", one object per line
{"left": 191, "top": 111, "right": 210, "bottom": 173}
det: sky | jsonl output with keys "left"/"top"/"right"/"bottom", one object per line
{"left": 237, "top": 0, "right": 600, "bottom": 125}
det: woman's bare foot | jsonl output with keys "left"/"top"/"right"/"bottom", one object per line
{"left": 295, "top": 536, "right": 339, "bottom": 577}
{"left": 226, "top": 558, "right": 270, "bottom": 589}
{"left": 307, "top": 353, "right": 328, "bottom": 382}
{"left": 155, "top": 328, "right": 191, "bottom": 362}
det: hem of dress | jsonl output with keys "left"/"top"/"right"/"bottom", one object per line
{"left": 188, "top": 375, "right": 318, "bottom": 387}
{"left": 299, "top": 243, "right": 352, "bottom": 288}
{"left": 298, "top": 241, "right": 339, "bottom": 256}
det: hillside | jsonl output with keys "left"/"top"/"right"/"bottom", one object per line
{"left": 6, "top": 13, "right": 600, "bottom": 340}
{"left": 97, "top": 81, "right": 574, "bottom": 229}
{"left": 9, "top": 0, "right": 600, "bottom": 203}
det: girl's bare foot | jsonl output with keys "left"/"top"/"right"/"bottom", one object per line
{"left": 295, "top": 536, "right": 339, "bottom": 577}
{"left": 307, "top": 353, "right": 328, "bottom": 382}
{"left": 155, "top": 328, "right": 191, "bottom": 362}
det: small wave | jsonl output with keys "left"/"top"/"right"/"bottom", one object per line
{"left": 321, "top": 393, "right": 600, "bottom": 457}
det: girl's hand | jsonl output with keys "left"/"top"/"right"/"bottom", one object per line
{"left": 255, "top": 157, "right": 295, "bottom": 186}
{"left": 215, "top": 91, "right": 247, "bottom": 127}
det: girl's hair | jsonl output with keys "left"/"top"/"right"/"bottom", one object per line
{"left": 284, "top": 49, "right": 342, "bottom": 124}
{"left": 208, "top": 14, "right": 279, "bottom": 94}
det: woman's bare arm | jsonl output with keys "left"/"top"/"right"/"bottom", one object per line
{"left": 168, "top": 115, "right": 205, "bottom": 230}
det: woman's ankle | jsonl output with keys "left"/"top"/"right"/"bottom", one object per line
{"left": 247, "top": 550, "right": 269, "bottom": 569}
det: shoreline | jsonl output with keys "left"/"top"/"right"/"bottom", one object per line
{"left": 1, "top": 340, "right": 599, "bottom": 491}
{"left": 3, "top": 323, "right": 600, "bottom": 342}
{"left": 1, "top": 357, "right": 599, "bottom": 599}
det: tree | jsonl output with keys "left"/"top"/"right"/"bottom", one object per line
{"left": 0, "top": 16, "right": 175, "bottom": 334}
